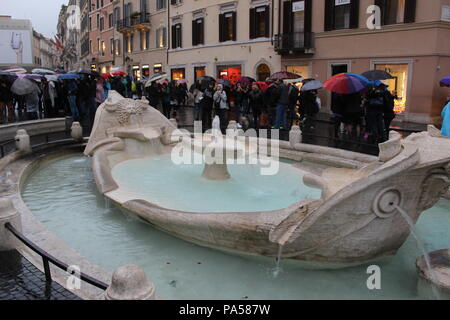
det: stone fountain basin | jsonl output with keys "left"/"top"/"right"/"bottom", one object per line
{"left": 85, "top": 92, "right": 450, "bottom": 267}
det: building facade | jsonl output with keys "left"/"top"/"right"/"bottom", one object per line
{"left": 88, "top": 0, "right": 116, "bottom": 73}
{"left": 276, "top": 0, "right": 450, "bottom": 124}
{"left": 116, "top": 0, "right": 169, "bottom": 80}
{"left": 57, "top": 1, "right": 82, "bottom": 71}
{"left": 167, "top": 0, "right": 282, "bottom": 84}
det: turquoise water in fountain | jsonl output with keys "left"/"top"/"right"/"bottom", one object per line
{"left": 22, "top": 156, "right": 450, "bottom": 300}
{"left": 110, "top": 154, "right": 321, "bottom": 213}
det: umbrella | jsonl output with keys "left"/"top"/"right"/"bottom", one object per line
{"left": 3, "top": 66, "right": 27, "bottom": 74}
{"left": 32, "top": 68, "right": 56, "bottom": 75}
{"left": 324, "top": 73, "right": 370, "bottom": 94}
{"left": 237, "top": 76, "right": 256, "bottom": 85}
{"left": 217, "top": 78, "right": 231, "bottom": 87}
{"left": 58, "top": 73, "right": 80, "bottom": 80}
{"left": 301, "top": 80, "right": 323, "bottom": 91}
{"left": 18, "top": 74, "right": 45, "bottom": 81}
{"left": 362, "top": 70, "right": 394, "bottom": 81}
{"left": 254, "top": 81, "right": 271, "bottom": 92}
{"left": 284, "top": 78, "right": 304, "bottom": 84}
{"left": 101, "top": 73, "right": 112, "bottom": 80}
{"left": 45, "top": 75, "right": 58, "bottom": 82}
{"left": 54, "top": 68, "right": 66, "bottom": 74}
{"left": 270, "top": 71, "right": 301, "bottom": 80}
{"left": 11, "top": 78, "right": 40, "bottom": 95}
{"left": 199, "top": 76, "right": 215, "bottom": 83}
{"left": 0, "top": 71, "right": 18, "bottom": 83}
{"left": 440, "top": 76, "right": 450, "bottom": 87}
{"left": 77, "top": 69, "right": 100, "bottom": 77}
{"left": 177, "top": 79, "right": 187, "bottom": 84}
{"left": 145, "top": 73, "right": 168, "bottom": 87}
{"left": 111, "top": 71, "right": 126, "bottom": 76}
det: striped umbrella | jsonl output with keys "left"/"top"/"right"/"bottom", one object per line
{"left": 3, "top": 66, "right": 27, "bottom": 74}
{"left": 324, "top": 73, "right": 370, "bottom": 94}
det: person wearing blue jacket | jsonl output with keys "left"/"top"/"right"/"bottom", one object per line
{"left": 441, "top": 94, "right": 450, "bottom": 137}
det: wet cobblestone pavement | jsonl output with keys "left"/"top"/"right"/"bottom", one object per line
{"left": 0, "top": 250, "right": 81, "bottom": 300}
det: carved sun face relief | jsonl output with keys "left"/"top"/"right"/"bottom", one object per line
{"left": 104, "top": 98, "right": 149, "bottom": 126}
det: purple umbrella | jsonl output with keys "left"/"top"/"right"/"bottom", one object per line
{"left": 18, "top": 74, "right": 45, "bottom": 81}
{"left": 270, "top": 71, "right": 301, "bottom": 80}
{"left": 236, "top": 76, "right": 256, "bottom": 85}
{"left": 440, "top": 76, "right": 450, "bottom": 87}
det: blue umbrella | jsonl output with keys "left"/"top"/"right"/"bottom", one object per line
{"left": 58, "top": 73, "right": 80, "bottom": 80}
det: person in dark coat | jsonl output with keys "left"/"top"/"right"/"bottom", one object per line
{"left": 341, "top": 92, "right": 363, "bottom": 138}
{"left": 161, "top": 82, "right": 171, "bottom": 118}
{"left": 298, "top": 90, "right": 319, "bottom": 130}
{"left": 365, "top": 85, "right": 387, "bottom": 143}
{"left": 200, "top": 82, "right": 215, "bottom": 132}
{"left": 111, "top": 76, "right": 126, "bottom": 96}
{"left": 248, "top": 84, "right": 264, "bottom": 130}
{"left": 146, "top": 81, "right": 162, "bottom": 108}
{"left": 287, "top": 83, "right": 299, "bottom": 130}
{"left": 331, "top": 93, "right": 344, "bottom": 137}
{"left": 382, "top": 85, "right": 397, "bottom": 138}
{"left": 0, "top": 77, "right": 15, "bottom": 123}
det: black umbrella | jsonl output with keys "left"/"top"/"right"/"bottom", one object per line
{"left": 199, "top": 76, "right": 215, "bottom": 83}
{"left": 361, "top": 70, "right": 394, "bottom": 81}
{"left": 217, "top": 78, "right": 231, "bottom": 87}
{"left": 77, "top": 68, "right": 100, "bottom": 77}
{"left": 199, "top": 76, "right": 217, "bottom": 90}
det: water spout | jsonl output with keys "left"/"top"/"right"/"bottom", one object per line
{"left": 396, "top": 205, "right": 441, "bottom": 300}
{"left": 272, "top": 245, "right": 284, "bottom": 278}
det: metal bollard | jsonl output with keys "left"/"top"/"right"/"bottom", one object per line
{"left": 0, "top": 198, "right": 22, "bottom": 251}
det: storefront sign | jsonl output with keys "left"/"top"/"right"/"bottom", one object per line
{"left": 442, "top": 5, "right": 450, "bottom": 22}
{"left": 292, "top": 1, "right": 305, "bottom": 12}
{"left": 335, "top": 0, "right": 351, "bottom": 6}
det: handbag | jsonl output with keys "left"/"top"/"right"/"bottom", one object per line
{"left": 259, "top": 111, "right": 269, "bottom": 128}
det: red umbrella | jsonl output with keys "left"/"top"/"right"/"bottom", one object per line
{"left": 270, "top": 71, "right": 301, "bottom": 80}
{"left": 101, "top": 73, "right": 112, "bottom": 80}
{"left": 254, "top": 81, "right": 271, "bottom": 92}
{"left": 111, "top": 71, "right": 126, "bottom": 76}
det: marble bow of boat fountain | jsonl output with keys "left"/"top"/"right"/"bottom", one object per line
{"left": 85, "top": 91, "right": 450, "bottom": 268}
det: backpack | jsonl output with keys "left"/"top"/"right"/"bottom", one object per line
{"left": 369, "top": 96, "right": 384, "bottom": 108}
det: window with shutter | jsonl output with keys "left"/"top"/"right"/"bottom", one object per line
{"left": 324, "top": 0, "right": 359, "bottom": 31}
{"left": 250, "top": 6, "right": 269, "bottom": 39}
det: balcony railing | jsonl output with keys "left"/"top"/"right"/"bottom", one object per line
{"left": 117, "top": 12, "right": 151, "bottom": 32}
{"left": 274, "top": 32, "right": 315, "bottom": 54}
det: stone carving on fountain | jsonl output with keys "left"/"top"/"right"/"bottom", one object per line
{"left": 85, "top": 95, "right": 450, "bottom": 267}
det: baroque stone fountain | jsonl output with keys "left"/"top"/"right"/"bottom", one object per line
{"left": 85, "top": 91, "right": 450, "bottom": 268}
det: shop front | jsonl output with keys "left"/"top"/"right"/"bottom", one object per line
{"left": 374, "top": 62, "right": 410, "bottom": 114}
{"left": 171, "top": 68, "right": 185, "bottom": 80}
{"left": 142, "top": 65, "right": 150, "bottom": 79}
{"left": 132, "top": 65, "right": 141, "bottom": 81}
{"left": 194, "top": 66, "right": 206, "bottom": 82}
{"left": 217, "top": 65, "right": 242, "bottom": 85}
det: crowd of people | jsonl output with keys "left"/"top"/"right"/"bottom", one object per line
{"left": 2, "top": 71, "right": 449, "bottom": 142}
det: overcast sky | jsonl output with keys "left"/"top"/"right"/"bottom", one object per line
{"left": 1, "top": 0, "right": 68, "bottom": 38}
